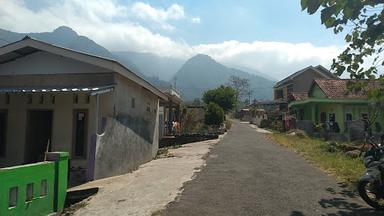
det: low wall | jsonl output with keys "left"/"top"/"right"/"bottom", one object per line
{"left": 94, "top": 117, "right": 157, "bottom": 180}
{"left": 296, "top": 120, "right": 315, "bottom": 135}
{"left": 0, "top": 152, "right": 68, "bottom": 216}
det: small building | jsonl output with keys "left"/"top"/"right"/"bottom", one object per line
{"left": 289, "top": 79, "right": 382, "bottom": 139}
{"left": 160, "top": 87, "right": 182, "bottom": 136}
{"left": 0, "top": 37, "right": 168, "bottom": 184}
{"left": 273, "top": 65, "right": 338, "bottom": 130}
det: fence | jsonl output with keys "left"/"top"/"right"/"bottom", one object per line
{"left": 0, "top": 152, "right": 68, "bottom": 216}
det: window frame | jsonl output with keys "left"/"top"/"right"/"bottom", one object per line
{"left": 72, "top": 109, "right": 88, "bottom": 159}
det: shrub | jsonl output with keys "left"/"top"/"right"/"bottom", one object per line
{"left": 205, "top": 102, "right": 225, "bottom": 126}
{"left": 272, "top": 121, "right": 284, "bottom": 132}
{"left": 259, "top": 119, "right": 271, "bottom": 128}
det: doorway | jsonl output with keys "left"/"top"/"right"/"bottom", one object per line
{"left": 25, "top": 110, "right": 53, "bottom": 163}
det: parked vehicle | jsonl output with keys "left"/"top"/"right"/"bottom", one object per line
{"left": 358, "top": 130, "right": 384, "bottom": 210}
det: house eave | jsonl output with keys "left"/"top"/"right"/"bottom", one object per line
{"left": 289, "top": 98, "right": 369, "bottom": 108}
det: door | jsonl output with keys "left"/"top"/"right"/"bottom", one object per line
{"left": 25, "top": 110, "right": 53, "bottom": 163}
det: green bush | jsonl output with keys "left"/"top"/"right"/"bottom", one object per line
{"left": 259, "top": 119, "right": 271, "bottom": 128}
{"left": 205, "top": 102, "right": 225, "bottom": 126}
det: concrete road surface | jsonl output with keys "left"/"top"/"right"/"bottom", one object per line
{"left": 163, "top": 121, "right": 381, "bottom": 216}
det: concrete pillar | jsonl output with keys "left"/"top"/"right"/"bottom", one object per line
{"left": 167, "top": 101, "right": 173, "bottom": 135}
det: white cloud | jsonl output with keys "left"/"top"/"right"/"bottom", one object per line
{"left": 191, "top": 17, "right": 201, "bottom": 24}
{"left": 131, "top": 2, "right": 185, "bottom": 31}
{"left": 0, "top": 0, "right": 342, "bottom": 79}
{"left": 193, "top": 41, "right": 341, "bottom": 79}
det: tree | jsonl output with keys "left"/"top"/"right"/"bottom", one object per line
{"left": 302, "top": 0, "right": 384, "bottom": 125}
{"left": 301, "top": 0, "right": 384, "bottom": 99}
{"left": 227, "top": 76, "right": 251, "bottom": 103}
{"left": 203, "top": 86, "right": 236, "bottom": 112}
{"left": 205, "top": 102, "right": 225, "bottom": 126}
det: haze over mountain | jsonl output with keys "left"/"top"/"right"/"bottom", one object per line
{"left": 175, "top": 54, "right": 274, "bottom": 101}
{"left": 112, "top": 51, "right": 184, "bottom": 81}
{"left": 0, "top": 26, "right": 275, "bottom": 101}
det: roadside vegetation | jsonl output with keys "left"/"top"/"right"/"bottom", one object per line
{"left": 268, "top": 132, "right": 365, "bottom": 188}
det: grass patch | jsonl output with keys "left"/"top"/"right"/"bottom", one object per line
{"left": 268, "top": 133, "right": 365, "bottom": 188}
{"left": 155, "top": 148, "right": 174, "bottom": 159}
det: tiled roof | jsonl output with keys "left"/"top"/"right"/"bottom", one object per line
{"left": 290, "top": 92, "right": 308, "bottom": 101}
{"left": 314, "top": 79, "right": 380, "bottom": 99}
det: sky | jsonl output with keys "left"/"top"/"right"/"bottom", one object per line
{"left": 0, "top": 0, "right": 346, "bottom": 79}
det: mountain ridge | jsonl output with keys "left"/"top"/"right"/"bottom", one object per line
{"left": 175, "top": 54, "right": 274, "bottom": 101}
{"left": 0, "top": 26, "right": 274, "bottom": 101}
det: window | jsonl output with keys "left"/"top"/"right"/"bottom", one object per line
{"left": 26, "top": 183, "right": 33, "bottom": 202}
{"left": 346, "top": 113, "right": 352, "bottom": 122}
{"left": 0, "top": 111, "right": 7, "bottom": 157}
{"left": 146, "top": 103, "right": 150, "bottom": 112}
{"left": 40, "top": 180, "right": 47, "bottom": 197}
{"left": 329, "top": 113, "right": 336, "bottom": 122}
{"left": 298, "top": 109, "right": 304, "bottom": 120}
{"left": 131, "top": 97, "right": 135, "bottom": 108}
{"left": 287, "top": 84, "right": 293, "bottom": 95}
{"left": 320, "top": 112, "right": 326, "bottom": 123}
{"left": 9, "top": 187, "right": 18, "bottom": 208}
{"left": 362, "top": 113, "right": 369, "bottom": 120}
{"left": 73, "top": 110, "right": 87, "bottom": 158}
{"left": 275, "top": 89, "right": 284, "bottom": 99}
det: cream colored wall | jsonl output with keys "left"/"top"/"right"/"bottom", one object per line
{"left": 113, "top": 74, "right": 160, "bottom": 146}
{"left": 93, "top": 74, "right": 161, "bottom": 179}
{"left": 0, "top": 91, "right": 113, "bottom": 168}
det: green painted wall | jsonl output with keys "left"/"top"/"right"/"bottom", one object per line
{"left": 311, "top": 85, "right": 326, "bottom": 99}
{"left": 0, "top": 152, "right": 68, "bottom": 216}
{"left": 292, "top": 102, "right": 383, "bottom": 133}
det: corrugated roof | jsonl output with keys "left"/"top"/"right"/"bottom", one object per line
{"left": 0, "top": 85, "right": 115, "bottom": 94}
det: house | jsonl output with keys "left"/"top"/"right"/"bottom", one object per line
{"left": 289, "top": 79, "right": 382, "bottom": 140}
{"left": 0, "top": 37, "right": 169, "bottom": 184}
{"left": 273, "top": 65, "right": 338, "bottom": 130}
{"left": 160, "top": 87, "right": 182, "bottom": 136}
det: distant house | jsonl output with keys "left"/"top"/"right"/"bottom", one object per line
{"left": 289, "top": 79, "right": 382, "bottom": 139}
{"left": 273, "top": 65, "right": 338, "bottom": 129}
{"left": 0, "top": 37, "right": 169, "bottom": 185}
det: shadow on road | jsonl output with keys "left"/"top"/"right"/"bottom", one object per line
{"left": 318, "top": 182, "right": 382, "bottom": 216}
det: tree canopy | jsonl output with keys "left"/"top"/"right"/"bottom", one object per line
{"left": 205, "top": 102, "right": 225, "bottom": 126}
{"left": 203, "top": 85, "right": 236, "bottom": 111}
{"left": 301, "top": 0, "right": 384, "bottom": 82}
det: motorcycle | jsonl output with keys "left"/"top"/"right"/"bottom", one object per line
{"left": 358, "top": 133, "right": 384, "bottom": 210}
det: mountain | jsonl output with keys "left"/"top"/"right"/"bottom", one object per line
{"left": 175, "top": 54, "right": 274, "bottom": 101}
{"left": 113, "top": 51, "right": 184, "bottom": 81}
{"left": 0, "top": 26, "right": 172, "bottom": 88}
{"left": 0, "top": 26, "right": 114, "bottom": 59}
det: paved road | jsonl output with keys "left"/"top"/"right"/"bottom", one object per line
{"left": 163, "top": 121, "right": 381, "bottom": 216}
